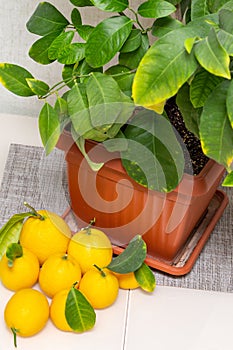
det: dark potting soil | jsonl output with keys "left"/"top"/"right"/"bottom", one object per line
{"left": 165, "top": 99, "right": 209, "bottom": 176}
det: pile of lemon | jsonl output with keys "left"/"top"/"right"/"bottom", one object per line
{"left": 0, "top": 209, "right": 140, "bottom": 344}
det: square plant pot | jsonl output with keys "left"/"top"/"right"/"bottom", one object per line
{"left": 57, "top": 131, "right": 228, "bottom": 275}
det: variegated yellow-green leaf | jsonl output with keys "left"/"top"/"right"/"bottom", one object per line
{"left": 132, "top": 27, "right": 198, "bottom": 106}
{"left": 26, "top": 78, "right": 50, "bottom": 97}
{"left": 0, "top": 63, "right": 35, "bottom": 97}
{"left": 194, "top": 28, "right": 230, "bottom": 79}
{"left": 134, "top": 262, "right": 156, "bottom": 292}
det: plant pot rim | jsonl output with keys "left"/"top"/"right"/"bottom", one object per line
{"left": 56, "top": 129, "right": 225, "bottom": 198}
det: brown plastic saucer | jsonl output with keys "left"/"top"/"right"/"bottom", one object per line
{"left": 62, "top": 189, "right": 228, "bottom": 276}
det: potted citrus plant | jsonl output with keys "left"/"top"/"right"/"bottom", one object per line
{"left": 0, "top": 0, "right": 232, "bottom": 274}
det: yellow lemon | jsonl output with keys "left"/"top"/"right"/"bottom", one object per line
{"left": 20, "top": 210, "right": 72, "bottom": 265}
{"left": 4, "top": 288, "right": 49, "bottom": 341}
{"left": 39, "top": 253, "right": 82, "bottom": 298}
{"left": 79, "top": 266, "right": 119, "bottom": 309}
{"left": 67, "top": 227, "right": 112, "bottom": 274}
{"left": 50, "top": 289, "right": 73, "bottom": 332}
{"left": 0, "top": 244, "right": 40, "bottom": 291}
{"left": 113, "top": 271, "right": 139, "bottom": 290}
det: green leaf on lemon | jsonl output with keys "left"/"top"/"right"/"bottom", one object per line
{"left": 107, "top": 235, "right": 147, "bottom": 273}
{"left": 65, "top": 287, "right": 96, "bottom": 332}
{"left": 134, "top": 262, "right": 156, "bottom": 292}
{"left": 0, "top": 213, "right": 32, "bottom": 260}
{"left": 6, "top": 243, "right": 23, "bottom": 267}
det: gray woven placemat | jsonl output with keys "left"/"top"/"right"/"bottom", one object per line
{"left": 0, "top": 143, "right": 232, "bottom": 292}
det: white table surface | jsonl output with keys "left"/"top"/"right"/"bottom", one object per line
{"left": 0, "top": 113, "right": 233, "bottom": 350}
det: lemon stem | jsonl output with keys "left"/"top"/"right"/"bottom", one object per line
{"left": 24, "top": 202, "right": 45, "bottom": 220}
{"left": 11, "top": 327, "right": 18, "bottom": 347}
{"left": 93, "top": 264, "right": 106, "bottom": 277}
{"left": 82, "top": 218, "right": 96, "bottom": 235}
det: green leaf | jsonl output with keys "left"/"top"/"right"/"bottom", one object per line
{"left": 152, "top": 16, "right": 184, "bottom": 38}
{"left": 222, "top": 171, "right": 233, "bottom": 186}
{"left": 134, "top": 262, "right": 156, "bottom": 292}
{"left": 121, "top": 109, "right": 184, "bottom": 192}
{"left": 62, "top": 65, "right": 76, "bottom": 89}
{"left": 91, "top": 0, "right": 128, "bottom": 12}
{"left": 226, "top": 79, "right": 233, "bottom": 128}
{"left": 71, "top": 8, "right": 82, "bottom": 27}
{"left": 76, "top": 25, "right": 94, "bottom": 40}
{"left": 194, "top": 28, "right": 231, "bottom": 79}
{"left": 176, "top": 83, "right": 201, "bottom": 137}
{"left": 68, "top": 83, "right": 97, "bottom": 139}
{"left": 190, "top": 68, "right": 223, "bottom": 108}
{"left": 26, "top": 78, "right": 50, "bottom": 97}
{"left": 0, "top": 63, "right": 35, "bottom": 97}
{"left": 120, "top": 29, "right": 142, "bottom": 53}
{"left": 103, "top": 130, "right": 128, "bottom": 152}
{"left": 74, "top": 134, "right": 104, "bottom": 171}
{"left": 6, "top": 243, "right": 23, "bottom": 267}
{"left": 48, "top": 31, "right": 74, "bottom": 60}
{"left": 200, "top": 80, "right": 233, "bottom": 169}
{"left": 132, "top": 27, "right": 198, "bottom": 106}
{"left": 219, "top": 9, "right": 233, "bottom": 34}
{"left": 38, "top": 103, "right": 61, "bottom": 155}
{"left": 86, "top": 72, "right": 123, "bottom": 133}
{"left": 184, "top": 37, "right": 197, "bottom": 54}
{"left": 54, "top": 96, "right": 69, "bottom": 126}
{"left": 57, "top": 43, "right": 86, "bottom": 65}
{"left": 119, "top": 33, "right": 149, "bottom": 69}
{"left": 107, "top": 235, "right": 147, "bottom": 273}
{"left": 191, "top": 0, "right": 210, "bottom": 20}
{"left": 105, "top": 64, "right": 134, "bottom": 96}
{"left": 65, "top": 287, "right": 96, "bottom": 332}
{"left": 86, "top": 16, "right": 133, "bottom": 68}
{"left": 26, "top": 2, "right": 69, "bottom": 36}
{"left": 209, "top": 0, "right": 232, "bottom": 13}
{"left": 29, "top": 31, "right": 62, "bottom": 65}
{"left": 0, "top": 212, "right": 32, "bottom": 260}
{"left": 70, "top": 0, "right": 93, "bottom": 6}
{"left": 217, "top": 29, "right": 233, "bottom": 56}
{"left": 138, "top": 0, "right": 176, "bottom": 18}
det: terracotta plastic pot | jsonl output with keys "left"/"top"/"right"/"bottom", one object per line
{"left": 57, "top": 131, "right": 227, "bottom": 273}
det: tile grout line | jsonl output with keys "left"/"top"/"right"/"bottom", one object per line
{"left": 122, "top": 290, "right": 131, "bottom": 350}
